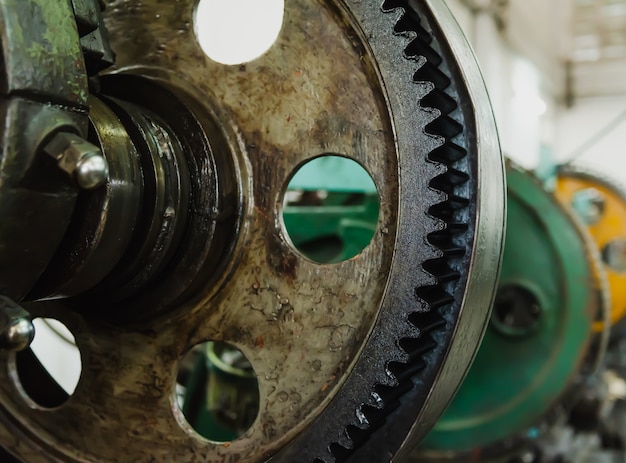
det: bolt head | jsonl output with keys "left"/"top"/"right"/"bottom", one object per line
{"left": 43, "top": 132, "right": 109, "bottom": 189}
{"left": 1, "top": 317, "right": 35, "bottom": 352}
{"left": 75, "top": 153, "right": 109, "bottom": 189}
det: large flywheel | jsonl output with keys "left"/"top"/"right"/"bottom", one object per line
{"left": 0, "top": 1, "right": 505, "bottom": 462}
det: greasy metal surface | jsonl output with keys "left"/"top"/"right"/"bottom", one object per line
{"left": 31, "top": 96, "right": 142, "bottom": 299}
{"left": 0, "top": 0, "right": 89, "bottom": 301}
{"left": 0, "top": 0, "right": 505, "bottom": 462}
{"left": 0, "top": 99, "right": 82, "bottom": 301}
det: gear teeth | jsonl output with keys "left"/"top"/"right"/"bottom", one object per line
{"left": 345, "top": 425, "right": 371, "bottom": 447}
{"left": 375, "top": 381, "right": 413, "bottom": 407}
{"left": 360, "top": 403, "right": 391, "bottom": 429}
{"left": 430, "top": 170, "right": 470, "bottom": 194}
{"left": 427, "top": 232, "right": 466, "bottom": 257}
{"left": 422, "top": 259, "right": 460, "bottom": 283}
{"left": 426, "top": 116, "right": 463, "bottom": 139}
{"left": 413, "top": 62, "right": 451, "bottom": 90}
{"left": 413, "top": 285, "right": 455, "bottom": 311}
{"left": 429, "top": 196, "right": 470, "bottom": 222}
{"left": 322, "top": 2, "right": 472, "bottom": 461}
{"left": 71, "top": 0, "right": 115, "bottom": 75}
{"left": 330, "top": 432, "right": 355, "bottom": 457}
{"left": 394, "top": 11, "right": 431, "bottom": 43}
{"left": 328, "top": 444, "right": 352, "bottom": 461}
{"left": 388, "top": 357, "right": 428, "bottom": 383}
{"left": 422, "top": 90, "right": 457, "bottom": 114}
{"left": 429, "top": 144, "right": 466, "bottom": 164}
{"left": 408, "top": 307, "right": 449, "bottom": 334}
{"left": 399, "top": 336, "right": 439, "bottom": 359}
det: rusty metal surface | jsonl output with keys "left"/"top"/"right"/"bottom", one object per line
{"left": 0, "top": 0, "right": 505, "bottom": 462}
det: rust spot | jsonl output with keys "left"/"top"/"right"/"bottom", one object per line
{"left": 294, "top": 69, "right": 303, "bottom": 77}
{"left": 255, "top": 335, "right": 265, "bottom": 348}
{"left": 223, "top": 442, "right": 231, "bottom": 448}
{"left": 266, "top": 233, "right": 299, "bottom": 280}
{"left": 278, "top": 254, "right": 298, "bottom": 280}
{"left": 321, "top": 383, "right": 328, "bottom": 392}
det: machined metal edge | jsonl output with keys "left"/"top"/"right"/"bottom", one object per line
{"left": 394, "top": 0, "right": 506, "bottom": 459}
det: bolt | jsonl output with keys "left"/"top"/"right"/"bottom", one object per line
{"left": 43, "top": 132, "right": 109, "bottom": 189}
{"left": 75, "top": 151, "right": 109, "bottom": 189}
{"left": 0, "top": 296, "right": 34, "bottom": 351}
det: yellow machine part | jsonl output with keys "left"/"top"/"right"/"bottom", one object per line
{"left": 555, "top": 174, "right": 626, "bottom": 330}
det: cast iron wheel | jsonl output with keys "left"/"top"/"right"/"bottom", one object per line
{"left": 0, "top": 1, "right": 505, "bottom": 462}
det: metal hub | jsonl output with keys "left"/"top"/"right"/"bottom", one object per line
{"left": 0, "top": 1, "right": 505, "bottom": 462}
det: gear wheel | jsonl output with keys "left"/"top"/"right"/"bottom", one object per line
{"left": 555, "top": 163, "right": 626, "bottom": 339}
{"left": 0, "top": 1, "right": 505, "bottom": 462}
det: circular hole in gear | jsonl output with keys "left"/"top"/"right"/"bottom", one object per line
{"left": 491, "top": 285, "right": 543, "bottom": 338}
{"left": 194, "top": 0, "right": 284, "bottom": 65}
{"left": 14, "top": 318, "right": 82, "bottom": 408}
{"left": 281, "top": 155, "right": 380, "bottom": 264}
{"left": 176, "top": 341, "right": 260, "bottom": 442}
{"left": 602, "top": 239, "right": 626, "bottom": 273}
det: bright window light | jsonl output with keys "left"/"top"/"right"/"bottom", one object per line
{"left": 194, "top": 0, "right": 284, "bottom": 65}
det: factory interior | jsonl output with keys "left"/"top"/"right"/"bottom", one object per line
{"left": 2, "top": 0, "right": 626, "bottom": 462}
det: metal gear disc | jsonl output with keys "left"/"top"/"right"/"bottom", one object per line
{"left": 0, "top": 1, "right": 505, "bottom": 462}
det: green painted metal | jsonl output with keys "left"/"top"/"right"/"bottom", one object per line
{"left": 282, "top": 192, "right": 379, "bottom": 263}
{"left": 0, "top": 0, "right": 88, "bottom": 105}
{"left": 182, "top": 342, "right": 259, "bottom": 442}
{"left": 421, "top": 165, "right": 595, "bottom": 453}
{"left": 282, "top": 156, "right": 379, "bottom": 262}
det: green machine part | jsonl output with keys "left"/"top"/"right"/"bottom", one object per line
{"left": 281, "top": 156, "right": 380, "bottom": 264}
{"left": 182, "top": 342, "right": 260, "bottom": 442}
{"left": 419, "top": 164, "right": 602, "bottom": 457}
{"left": 282, "top": 192, "right": 379, "bottom": 263}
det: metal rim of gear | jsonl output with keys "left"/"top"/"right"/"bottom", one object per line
{"left": 0, "top": 1, "right": 505, "bottom": 462}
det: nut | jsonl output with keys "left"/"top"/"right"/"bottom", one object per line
{"left": 43, "top": 132, "right": 109, "bottom": 189}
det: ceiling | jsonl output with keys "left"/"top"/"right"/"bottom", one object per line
{"left": 568, "top": 0, "right": 626, "bottom": 97}
{"left": 571, "top": 0, "right": 626, "bottom": 62}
